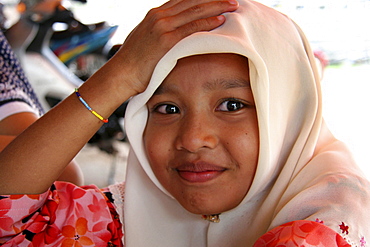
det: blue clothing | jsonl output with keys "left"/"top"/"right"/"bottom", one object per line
{"left": 0, "top": 30, "right": 43, "bottom": 116}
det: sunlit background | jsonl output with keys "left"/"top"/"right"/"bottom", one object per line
{"left": 2, "top": 0, "right": 370, "bottom": 182}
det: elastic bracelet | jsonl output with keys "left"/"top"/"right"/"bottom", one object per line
{"left": 75, "top": 88, "right": 109, "bottom": 123}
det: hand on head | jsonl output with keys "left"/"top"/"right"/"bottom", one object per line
{"left": 111, "top": 0, "right": 239, "bottom": 95}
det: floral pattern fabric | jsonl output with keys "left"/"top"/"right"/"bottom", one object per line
{"left": 0, "top": 182, "right": 353, "bottom": 246}
{"left": 0, "top": 182, "right": 123, "bottom": 246}
{"left": 254, "top": 220, "right": 351, "bottom": 247}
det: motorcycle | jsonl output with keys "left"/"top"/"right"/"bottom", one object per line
{"left": 48, "top": 6, "right": 118, "bottom": 80}
{"left": 4, "top": 1, "right": 127, "bottom": 153}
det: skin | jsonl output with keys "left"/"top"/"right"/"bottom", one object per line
{"left": 0, "top": 112, "right": 84, "bottom": 185}
{"left": 17, "top": 0, "right": 63, "bottom": 14}
{"left": 144, "top": 54, "right": 259, "bottom": 215}
{"left": 0, "top": 0, "right": 239, "bottom": 195}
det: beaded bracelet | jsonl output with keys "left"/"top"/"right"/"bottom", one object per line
{"left": 75, "top": 88, "right": 109, "bottom": 123}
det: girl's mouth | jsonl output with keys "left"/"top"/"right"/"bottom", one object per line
{"left": 176, "top": 162, "right": 226, "bottom": 183}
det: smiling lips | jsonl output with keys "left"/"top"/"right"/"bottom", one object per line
{"left": 176, "top": 162, "right": 226, "bottom": 183}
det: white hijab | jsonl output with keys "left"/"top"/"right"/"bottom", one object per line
{"left": 110, "top": 0, "right": 370, "bottom": 246}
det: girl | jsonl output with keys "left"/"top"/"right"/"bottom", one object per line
{"left": 1, "top": 0, "right": 369, "bottom": 246}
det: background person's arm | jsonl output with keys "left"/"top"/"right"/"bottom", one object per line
{"left": 0, "top": 112, "right": 84, "bottom": 186}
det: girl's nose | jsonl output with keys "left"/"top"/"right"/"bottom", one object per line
{"left": 175, "top": 113, "right": 219, "bottom": 153}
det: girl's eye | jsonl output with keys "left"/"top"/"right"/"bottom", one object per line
{"left": 154, "top": 104, "right": 180, "bottom": 114}
{"left": 216, "top": 99, "right": 245, "bottom": 112}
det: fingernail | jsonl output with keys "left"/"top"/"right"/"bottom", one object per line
{"left": 229, "top": 0, "right": 238, "bottom": 5}
{"left": 217, "top": 15, "right": 225, "bottom": 21}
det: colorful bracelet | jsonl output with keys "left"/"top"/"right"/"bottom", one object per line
{"left": 75, "top": 88, "right": 109, "bottom": 123}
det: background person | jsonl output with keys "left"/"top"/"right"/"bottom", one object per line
{"left": 0, "top": 30, "right": 83, "bottom": 185}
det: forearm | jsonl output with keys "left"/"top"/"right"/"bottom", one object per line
{"left": 0, "top": 112, "right": 39, "bottom": 136}
{"left": 0, "top": 111, "right": 85, "bottom": 187}
{"left": 0, "top": 59, "right": 136, "bottom": 194}
{"left": 0, "top": 135, "right": 16, "bottom": 151}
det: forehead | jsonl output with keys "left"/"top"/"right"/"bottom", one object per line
{"left": 154, "top": 53, "right": 250, "bottom": 95}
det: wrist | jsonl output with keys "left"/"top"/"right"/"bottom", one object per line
{"left": 107, "top": 50, "right": 149, "bottom": 95}
{"left": 82, "top": 57, "right": 140, "bottom": 108}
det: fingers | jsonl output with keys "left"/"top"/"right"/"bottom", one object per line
{"left": 160, "top": 0, "right": 238, "bottom": 15}
{"left": 173, "top": 1, "right": 238, "bottom": 30}
{"left": 166, "top": 1, "right": 237, "bottom": 29}
{"left": 145, "top": 1, "right": 237, "bottom": 49}
{"left": 159, "top": 0, "right": 238, "bottom": 16}
{"left": 170, "top": 15, "right": 226, "bottom": 41}
{"left": 147, "top": 0, "right": 239, "bottom": 42}
{"left": 157, "top": 0, "right": 238, "bottom": 24}
{"left": 114, "top": 0, "right": 239, "bottom": 94}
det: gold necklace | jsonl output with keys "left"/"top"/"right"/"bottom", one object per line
{"left": 202, "top": 214, "right": 221, "bottom": 223}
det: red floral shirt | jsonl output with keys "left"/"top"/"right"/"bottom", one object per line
{"left": 254, "top": 220, "right": 352, "bottom": 247}
{"left": 0, "top": 182, "right": 352, "bottom": 246}
{"left": 0, "top": 182, "right": 123, "bottom": 246}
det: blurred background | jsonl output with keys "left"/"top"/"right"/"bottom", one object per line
{"left": 1, "top": 0, "right": 369, "bottom": 186}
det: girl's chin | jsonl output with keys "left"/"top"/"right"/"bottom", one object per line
{"left": 180, "top": 202, "right": 233, "bottom": 216}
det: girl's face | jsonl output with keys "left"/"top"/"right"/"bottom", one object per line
{"left": 144, "top": 53, "right": 259, "bottom": 215}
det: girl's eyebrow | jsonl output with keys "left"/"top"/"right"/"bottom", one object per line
{"left": 203, "top": 78, "right": 251, "bottom": 91}
{"left": 153, "top": 78, "right": 251, "bottom": 95}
